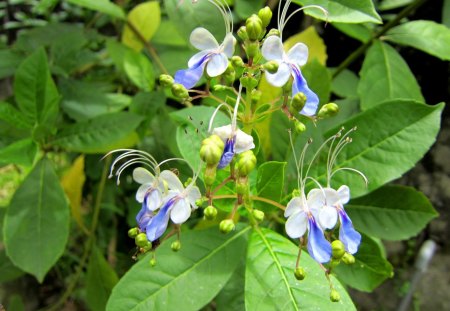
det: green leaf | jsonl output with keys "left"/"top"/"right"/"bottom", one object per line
{"left": 358, "top": 41, "right": 424, "bottom": 110}
{"left": 385, "top": 20, "right": 450, "bottom": 61}
{"left": 319, "top": 98, "right": 360, "bottom": 132}
{"left": 302, "top": 59, "right": 331, "bottom": 106}
{"left": 332, "top": 23, "right": 372, "bottom": 43}
{"left": 346, "top": 185, "right": 438, "bottom": 240}
{"left": 152, "top": 20, "right": 188, "bottom": 47}
{"left": 106, "top": 226, "right": 250, "bottom": 311}
{"left": 215, "top": 259, "right": 246, "bottom": 311}
{"left": 320, "top": 100, "right": 444, "bottom": 197}
{"left": 14, "top": 48, "right": 59, "bottom": 137}
{"left": 86, "top": 246, "right": 119, "bottom": 311}
{"left": 0, "top": 102, "right": 32, "bottom": 129}
{"left": 122, "top": 1, "right": 161, "bottom": 52}
{"left": 378, "top": 0, "right": 414, "bottom": 10}
{"left": 123, "top": 50, "right": 155, "bottom": 91}
{"left": 235, "top": 0, "right": 265, "bottom": 19}
{"left": 52, "top": 112, "right": 143, "bottom": 153}
{"left": 245, "top": 228, "right": 355, "bottom": 310}
{"left": 3, "top": 157, "right": 70, "bottom": 282}
{"left": 255, "top": 162, "right": 286, "bottom": 211}
{"left": 66, "top": 0, "right": 126, "bottom": 20}
{"left": 332, "top": 69, "right": 360, "bottom": 98}
{"left": 335, "top": 234, "right": 393, "bottom": 292}
{"left": 0, "top": 49, "right": 23, "bottom": 78}
{"left": 153, "top": 44, "right": 193, "bottom": 76}
{"left": 0, "top": 249, "right": 25, "bottom": 283}
{"left": 293, "top": 0, "right": 381, "bottom": 24}
{"left": 444, "top": 0, "right": 450, "bottom": 28}
{"left": 0, "top": 139, "right": 37, "bottom": 166}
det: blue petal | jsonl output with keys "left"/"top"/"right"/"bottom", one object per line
{"left": 174, "top": 55, "right": 208, "bottom": 89}
{"left": 217, "top": 136, "right": 235, "bottom": 169}
{"left": 338, "top": 209, "right": 361, "bottom": 254}
{"left": 145, "top": 197, "right": 177, "bottom": 242}
{"left": 291, "top": 66, "right": 319, "bottom": 116}
{"left": 136, "top": 194, "right": 154, "bottom": 230}
{"left": 307, "top": 217, "right": 332, "bottom": 263}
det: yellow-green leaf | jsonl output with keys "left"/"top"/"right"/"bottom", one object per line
{"left": 284, "top": 26, "right": 327, "bottom": 65}
{"left": 122, "top": 2, "right": 161, "bottom": 52}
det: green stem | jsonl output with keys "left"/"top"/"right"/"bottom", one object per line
{"left": 213, "top": 194, "right": 285, "bottom": 210}
{"left": 332, "top": 0, "right": 428, "bottom": 78}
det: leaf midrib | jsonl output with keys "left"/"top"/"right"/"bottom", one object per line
{"left": 347, "top": 204, "right": 437, "bottom": 217}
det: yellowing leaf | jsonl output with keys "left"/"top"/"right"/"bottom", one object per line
{"left": 61, "top": 155, "right": 88, "bottom": 234}
{"left": 284, "top": 26, "right": 327, "bottom": 65}
{"left": 122, "top": 2, "right": 161, "bottom": 52}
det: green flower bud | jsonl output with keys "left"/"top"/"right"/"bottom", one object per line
{"left": 172, "top": 83, "right": 189, "bottom": 99}
{"left": 184, "top": 177, "right": 193, "bottom": 188}
{"left": 318, "top": 103, "right": 339, "bottom": 118}
{"left": 251, "top": 89, "right": 262, "bottom": 104}
{"left": 128, "top": 227, "right": 139, "bottom": 238}
{"left": 266, "top": 29, "right": 280, "bottom": 37}
{"left": 294, "top": 120, "right": 306, "bottom": 133}
{"left": 237, "top": 26, "right": 248, "bottom": 41}
{"left": 200, "top": 135, "right": 225, "bottom": 165}
{"left": 294, "top": 267, "right": 306, "bottom": 280}
{"left": 245, "top": 41, "right": 260, "bottom": 59}
{"left": 195, "top": 198, "right": 205, "bottom": 208}
{"left": 240, "top": 74, "right": 259, "bottom": 90}
{"left": 263, "top": 60, "right": 279, "bottom": 74}
{"left": 204, "top": 165, "right": 217, "bottom": 186}
{"left": 253, "top": 209, "right": 265, "bottom": 222}
{"left": 330, "top": 289, "right": 341, "bottom": 302}
{"left": 159, "top": 74, "right": 174, "bottom": 87}
{"left": 237, "top": 150, "right": 257, "bottom": 176}
{"left": 150, "top": 258, "right": 157, "bottom": 266}
{"left": 342, "top": 253, "right": 356, "bottom": 265}
{"left": 213, "top": 84, "right": 229, "bottom": 92}
{"left": 204, "top": 205, "right": 218, "bottom": 220}
{"left": 331, "top": 240, "right": 346, "bottom": 259}
{"left": 236, "top": 180, "right": 248, "bottom": 195}
{"left": 219, "top": 219, "right": 235, "bottom": 234}
{"left": 135, "top": 233, "right": 149, "bottom": 248}
{"left": 292, "top": 189, "right": 301, "bottom": 197}
{"left": 171, "top": 240, "right": 181, "bottom": 252}
{"left": 258, "top": 6, "right": 273, "bottom": 28}
{"left": 231, "top": 56, "right": 245, "bottom": 68}
{"left": 246, "top": 14, "right": 263, "bottom": 41}
{"left": 291, "top": 92, "right": 307, "bottom": 112}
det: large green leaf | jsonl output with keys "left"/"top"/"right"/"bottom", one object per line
{"left": 106, "top": 226, "right": 250, "bottom": 311}
{"left": 215, "top": 259, "right": 246, "bottom": 311}
{"left": 358, "top": 41, "right": 424, "bottom": 110}
{"left": 331, "top": 69, "right": 359, "bottom": 98}
{"left": 123, "top": 50, "right": 155, "bottom": 91}
{"left": 14, "top": 48, "right": 59, "bottom": 138}
{"left": 0, "top": 50, "right": 23, "bottom": 78}
{"left": 347, "top": 185, "right": 438, "bottom": 240}
{"left": 317, "top": 100, "right": 444, "bottom": 198}
{"left": 335, "top": 234, "right": 393, "bottom": 292}
{"left": 52, "top": 112, "right": 143, "bottom": 153}
{"left": 385, "top": 20, "right": 450, "bottom": 61}
{"left": 86, "top": 246, "right": 119, "bottom": 311}
{"left": 245, "top": 228, "right": 355, "bottom": 310}
{"left": 3, "top": 157, "right": 70, "bottom": 282}
{"left": 0, "top": 102, "right": 32, "bottom": 129}
{"left": 255, "top": 161, "right": 286, "bottom": 211}
{"left": 302, "top": 59, "right": 331, "bottom": 106}
{"left": 293, "top": 0, "right": 381, "bottom": 24}
{"left": 0, "top": 139, "right": 37, "bottom": 166}
{"left": 66, "top": 0, "right": 126, "bottom": 20}
{"left": 332, "top": 23, "right": 372, "bottom": 43}
{"left": 122, "top": 1, "right": 161, "bottom": 52}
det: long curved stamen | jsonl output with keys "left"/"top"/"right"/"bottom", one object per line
{"left": 231, "top": 83, "right": 243, "bottom": 132}
{"left": 106, "top": 149, "right": 159, "bottom": 171}
{"left": 288, "top": 130, "right": 301, "bottom": 190}
{"left": 115, "top": 158, "right": 157, "bottom": 184}
{"left": 327, "top": 127, "right": 357, "bottom": 185}
{"left": 208, "top": 103, "right": 232, "bottom": 133}
{"left": 281, "top": 5, "right": 328, "bottom": 37}
{"left": 198, "top": 0, "right": 233, "bottom": 34}
{"left": 331, "top": 167, "right": 368, "bottom": 187}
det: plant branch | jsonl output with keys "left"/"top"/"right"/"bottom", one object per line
{"left": 213, "top": 194, "right": 285, "bottom": 210}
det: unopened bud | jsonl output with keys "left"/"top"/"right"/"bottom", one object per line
{"left": 219, "top": 219, "right": 235, "bottom": 234}
{"left": 135, "top": 233, "right": 150, "bottom": 248}
{"left": 330, "top": 289, "right": 341, "bottom": 302}
{"left": 236, "top": 150, "right": 257, "bottom": 176}
{"left": 159, "top": 74, "right": 174, "bottom": 87}
{"left": 204, "top": 205, "right": 218, "bottom": 220}
{"left": 172, "top": 83, "right": 189, "bottom": 99}
{"left": 236, "top": 181, "right": 248, "bottom": 195}
{"left": 128, "top": 227, "right": 139, "bottom": 238}
{"left": 231, "top": 56, "right": 244, "bottom": 68}
{"left": 171, "top": 240, "right": 181, "bottom": 252}
{"left": 245, "top": 41, "right": 260, "bottom": 59}
{"left": 258, "top": 6, "right": 272, "bottom": 28}
{"left": 294, "top": 267, "right": 306, "bottom": 280}
{"left": 331, "top": 240, "right": 346, "bottom": 259}
{"left": 251, "top": 89, "right": 262, "bottom": 104}
{"left": 184, "top": 177, "right": 193, "bottom": 188}
{"left": 150, "top": 258, "right": 157, "bottom": 266}
{"left": 291, "top": 92, "right": 307, "bottom": 112}
{"left": 195, "top": 198, "right": 205, "bottom": 208}
{"left": 204, "top": 165, "right": 217, "bottom": 186}
{"left": 294, "top": 120, "right": 306, "bottom": 133}
{"left": 266, "top": 29, "right": 280, "bottom": 38}
{"left": 200, "top": 135, "right": 225, "bottom": 165}
{"left": 342, "top": 253, "right": 355, "bottom": 265}
{"left": 318, "top": 103, "right": 339, "bottom": 118}
{"left": 246, "top": 14, "right": 263, "bottom": 41}
{"left": 292, "top": 189, "right": 301, "bottom": 197}
{"left": 213, "top": 84, "right": 229, "bottom": 92}
{"left": 237, "top": 26, "right": 248, "bottom": 41}
{"left": 263, "top": 60, "right": 279, "bottom": 74}
{"left": 253, "top": 209, "right": 265, "bottom": 222}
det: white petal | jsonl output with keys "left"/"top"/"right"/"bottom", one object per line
{"left": 285, "top": 197, "right": 303, "bottom": 217}
{"left": 136, "top": 183, "right": 152, "bottom": 203}
{"left": 319, "top": 206, "right": 338, "bottom": 229}
{"left": 234, "top": 129, "right": 255, "bottom": 153}
{"left": 212, "top": 124, "right": 233, "bottom": 142}
{"left": 285, "top": 211, "right": 308, "bottom": 239}
{"left": 337, "top": 185, "right": 350, "bottom": 204}
{"left": 265, "top": 62, "right": 291, "bottom": 87}
{"left": 160, "top": 170, "right": 184, "bottom": 192}
{"left": 190, "top": 27, "right": 219, "bottom": 50}
{"left": 146, "top": 189, "right": 163, "bottom": 211}
{"left": 287, "top": 43, "right": 308, "bottom": 66}
{"left": 186, "top": 186, "right": 201, "bottom": 209}
{"left": 133, "top": 167, "right": 155, "bottom": 184}
{"left": 261, "top": 35, "right": 284, "bottom": 61}
{"left": 170, "top": 199, "right": 191, "bottom": 224}
{"left": 206, "top": 53, "right": 228, "bottom": 77}
{"left": 306, "top": 188, "right": 325, "bottom": 210}
{"left": 188, "top": 50, "right": 209, "bottom": 68}
{"left": 222, "top": 33, "right": 235, "bottom": 58}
